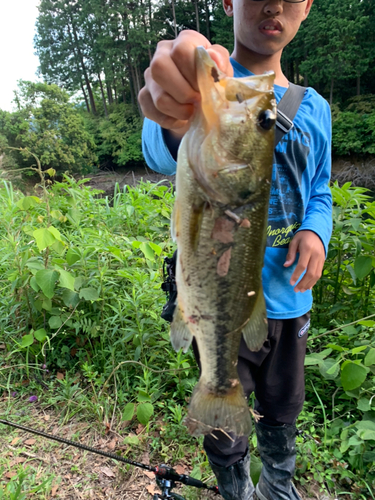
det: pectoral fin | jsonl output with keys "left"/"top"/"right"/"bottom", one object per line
{"left": 170, "top": 304, "right": 193, "bottom": 353}
{"left": 242, "top": 288, "right": 268, "bottom": 351}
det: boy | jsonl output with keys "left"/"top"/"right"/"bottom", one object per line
{"left": 138, "top": 1, "right": 332, "bottom": 499}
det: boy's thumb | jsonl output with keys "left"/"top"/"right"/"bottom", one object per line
{"left": 208, "top": 45, "right": 233, "bottom": 77}
{"left": 284, "top": 239, "right": 297, "bottom": 267}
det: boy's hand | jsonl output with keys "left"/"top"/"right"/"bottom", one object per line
{"left": 138, "top": 30, "right": 233, "bottom": 136}
{"left": 284, "top": 230, "right": 325, "bottom": 293}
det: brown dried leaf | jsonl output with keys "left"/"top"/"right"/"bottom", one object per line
{"left": 56, "top": 372, "right": 64, "bottom": 380}
{"left": 5, "top": 471, "right": 17, "bottom": 479}
{"left": 24, "top": 438, "right": 36, "bottom": 446}
{"left": 142, "top": 470, "right": 155, "bottom": 480}
{"left": 136, "top": 423, "right": 145, "bottom": 435}
{"left": 51, "top": 484, "right": 59, "bottom": 496}
{"left": 10, "top": 437, "right": 21, "bottom": 446}
{"left": 141, "top": 451, "right": 150, "bottom": 465}
{"left": 174, "top": 465, "right": 185, "bottom": 475}
{"left": 107, "top": 438, "right": 117, "bottom": 451}
{"left": 147, "top": 484, "right": 157, "bottom": 495}
{"left": 0, "top": 344, "right": 5, "bottom": 349}
{"left": 100, "top": 467, "right": 115, "bottom": 478}
{"left": 44, "top": 415, "right": 50, "bottom": 421}
{"left": 14, "top": 457, "right": 26, "bottom": 464}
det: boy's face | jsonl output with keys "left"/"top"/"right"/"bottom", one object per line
{"left": 223, "top": 0, "right": 313, "bottom": 57}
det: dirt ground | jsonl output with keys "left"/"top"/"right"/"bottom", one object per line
{"left": 0, "top": 397, "right": 336, "bottom": 500}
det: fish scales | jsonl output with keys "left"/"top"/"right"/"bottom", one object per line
{"left": 170, "top": 47, "right": 276, "bottom": 437}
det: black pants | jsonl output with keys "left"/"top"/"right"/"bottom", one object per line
{"left": 192, "top": 313, "right": 310, "bottom": 467}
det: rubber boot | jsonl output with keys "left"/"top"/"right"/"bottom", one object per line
{"left": 255, "top": 422, "right": 301, "bottom": 500}
{"left": 209, "top": 449, "right": 255, "bottom": 500}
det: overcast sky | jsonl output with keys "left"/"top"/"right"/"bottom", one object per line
{"left": 0, "top": 0, "right": 40, "bottom": 111}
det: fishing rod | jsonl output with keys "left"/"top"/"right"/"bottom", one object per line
{"left": 0, "top": 418, "right": 219, "bottom": 499}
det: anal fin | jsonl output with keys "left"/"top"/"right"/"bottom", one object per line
{"left": 170, "top": 304, "right": 193, "bottom": 353}
{"left": 242, "top": 287, "right": 268, "bottom": 351}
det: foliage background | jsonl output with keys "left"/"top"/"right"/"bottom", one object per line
{"left": 0, "top": 0, "right": 374, "bottom": 173}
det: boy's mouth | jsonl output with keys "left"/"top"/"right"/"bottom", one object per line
{"left": 259, "top": 19, "right": 283, "bottom": 36}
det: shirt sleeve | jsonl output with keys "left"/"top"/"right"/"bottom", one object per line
{"left": 142, "top": 117, "right": 177, "bottom": 175}
{"left": 297, "top": 100, "right": 332, "bottom": 256}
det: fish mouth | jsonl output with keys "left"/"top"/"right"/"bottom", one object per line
{"left": 259, "top": 18, "right": 283, "bottom": 36}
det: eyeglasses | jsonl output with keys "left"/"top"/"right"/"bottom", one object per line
{"left": 251, "top": 0, "right": 306, "bottom": 3}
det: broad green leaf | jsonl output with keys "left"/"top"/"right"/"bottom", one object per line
{"left": 356, "top": 420, "right": 375, "bottom": 431}
{"left": 52, "top": 240, "right": 65, "bottom": 255}
{"left": 26, "top": 258, "right": 45, "bottom": 271}
{"left": 358, "top": 430, "right": 375, "bottom": 441}
{"left": 351, "top": 345, "right": 368, "bottom": 355}
{"left": 138, "top": 391, "right": 151, "bottom": 402}
{"left": 136, "top": 402, "right": 154, "bottom": 425}
{"left": 33, "top": 228, "right": 56, "bottom": 251}
{"left": 190, "top": 466, "right": 202, "bottom": 480}
{"left": 320, "top": 359, "right": 340, "bottom": 379}
{"left": 341, "top": 361, "right": 368, "bottom": 391}
{"left": 66, "top": 249, "right": 80, "bottom": 266}
{"left": 51, "top": 210, "right": 63, "bottom": 220}
{"left": 363, "top": 452, "right": 375, "bottom": 462}
{"left": 123, "top": 435, "right": 139, "bottom": 446}
{"left": 30, "top": 276, "right": 39, "bottom": 292}
{"left": 348, "top": 435, "right": 363, "bottom": 446}
{"left": 354, "top": 256, "right": 373, "bottom": 280}
{"left": 79, "top": 288, "right": 99, "bottom": 301}
{"left": 48, "top": 226, "right": 62, "bottom": 241}
{"left": 126, "top": 205, "right": 135, "bottom": 217}
{"left": 58, "top": 269, "right": 75, "bottom": 291}
{"left": 34, "top": 328, "right": 47, "bottom": 342}
{"left": 16, "top": 196, "right": 41, "bottom": 210}
{"left": 62, "top": 290, "right": 79, "bottom": 308}
{"left": 49, "top": 316, "right": 63, "bottom": 329}
{"left": 140, "top": 242, "right": 155, "bottom": 260}
{"left": 357, "top": 398, "right": 371, "bottom": 412}
{"left": 42, "top": 297, "right": 52, "bottom": 311}
{"left": 122, "top": 403, "right": 135, "bottom": 421}
{"left": 358, "top": 320, "right": 375, "bottom": 327}
{"left": 364, "top": 348, "right": 375, "bottom": 367}
{"left": 21, "top": 334, "right": 34, "bottom": 347}
{"left": 149, "top": 242, "right": 162, "bottom": 256}
{"left": 35, "top": 269, "right": 59, "bottom": 299}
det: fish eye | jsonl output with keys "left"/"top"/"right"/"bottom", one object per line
{"left": 257, "top": 109, "right": 276, "bottom": 131}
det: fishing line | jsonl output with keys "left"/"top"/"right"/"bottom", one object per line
{"left": 0, "top": 418, "right": 219, "bottom": 498}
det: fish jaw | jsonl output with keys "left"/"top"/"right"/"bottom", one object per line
{"left": 187, "top": 47, "right": 276, "bottom": 207}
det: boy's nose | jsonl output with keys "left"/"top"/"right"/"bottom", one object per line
{"left": 263, "top": 0, "right": 283, "bottom": 15}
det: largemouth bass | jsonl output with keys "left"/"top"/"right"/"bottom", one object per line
{"left": 171, "top": 47, "right": 276, "bottom": 437}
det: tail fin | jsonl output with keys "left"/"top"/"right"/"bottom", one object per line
{"left": 185, "top": 380, "right": 251, "bottom": 437}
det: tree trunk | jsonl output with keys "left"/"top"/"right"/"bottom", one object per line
{"left": 304, "top": 73, "right": 308, "bottom": 87}
{"left": 296, "top": 61, "right": 299, "bottom": 85}
{"left": 106, "top": 82, "right": 113, "bottom": 105}
{"left": 193, "top": 0, "right": 200, "bottom": 33}
{"left": 171, "top": 0, "right": 178, "bottom": 38}
{"left": 330, "top": 77, "right": 334, "bottom": 106}
{"left": 204, "top": 0, "right": 210, "bottom": 41}
{"left": 69, "top": 19, "right": 97, "bottom": 114}
{"left": 81, "top": 81, "right": 90, "bottom": 113}
{"left": 98, "top": 73, "right": 109, "bottom": 118}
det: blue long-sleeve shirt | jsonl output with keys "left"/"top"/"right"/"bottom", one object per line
{"left": 142, "top": 58, "right": 332, "bottom": 319}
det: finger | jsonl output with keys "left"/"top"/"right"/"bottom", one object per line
{"left": 145, "top": 71, "right": 195, "bottom": 121}
{"left": 289, "top": 253, "right": 310, "bottom": 287}
{"left": 208, "top": 45, "right": 233, "bottom": 76}
{"left": 138, "top": 85, "right": 189, "bottom": 130}
{"left": 152, "top": 38, "right": 202, "bottom": 101}
{"left": 284, "top": 237, "right": 299, "bottom": 267}
{"left": 170, "top": 30, "right": 214, "bottom": 92}
{"left": 294, "top": 257, "right": 323, "bottom": 292}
